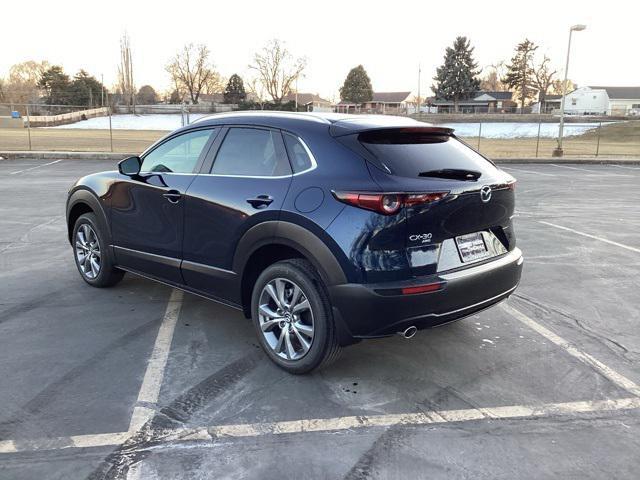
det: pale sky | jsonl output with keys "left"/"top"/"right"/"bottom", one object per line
{"left": 2, "top": 0, "right": 638, "bottom": 101}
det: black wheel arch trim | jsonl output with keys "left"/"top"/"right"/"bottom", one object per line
{"left": 66, "top": 188, "right": 111, "bottom": 246}
{"left": 233, "top": 220, "right": 348, "bottom": 287}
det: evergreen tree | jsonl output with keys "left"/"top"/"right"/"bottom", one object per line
{"left": 432, "top": 36, "right": 480, "bottom": 112}
{"left": 339, "top": 65, "right": 373, "bottom": 104}
{"left": 503, "top": 39, "right": 538, "bottom": 110}
{"left": 223, "top": 74, "right": 246, "bottom": 104}
{"left": 38, "top": 66, "right": 70, "bottom": 105}
{"left": 68, "top": 70, "right": 104, "bottom": 106}
{"left": 136, "top": 85, "right": 158, "bottom": 105}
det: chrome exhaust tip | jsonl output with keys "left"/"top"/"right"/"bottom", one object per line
{"left": 398, "top": 326, "right": 417, "bottom": 339}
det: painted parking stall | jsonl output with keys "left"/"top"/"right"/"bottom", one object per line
{"left": 0, "top": 162, "right": 639, "bottom": 479}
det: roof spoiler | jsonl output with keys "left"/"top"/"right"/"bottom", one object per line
{"left": 329, "top": 124, "right": 455, "bottom": 137}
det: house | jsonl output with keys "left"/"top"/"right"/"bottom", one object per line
{"left": 281, "top": 92, "right": 332, "bottom": 112}
{"left": 531, "top": 94, "right": 562, "bottom": 114}
{"left": 431, "top": 91, "right": 516, "bottom": 113}
{"left": 196, "top": 93, "right": 226, "bottom": 105}
{"left": 562, "top": 86, "right": 640, "bottom": 115}
{"left": 335, "top": 91, "right": 412, "bottom": 114}
{"left": 588, "top": 86, "right": 640, "bottom": 115}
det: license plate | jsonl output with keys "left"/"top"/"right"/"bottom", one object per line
{"left": 455, "top": 232, "right": 491, "bottom": 263}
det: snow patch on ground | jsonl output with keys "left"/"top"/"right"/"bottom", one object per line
{"left": 440, "top": 122, "right": 612, "bottom": 138}
{"left": 48, "top": 114, "right": 615, "bottom": 139}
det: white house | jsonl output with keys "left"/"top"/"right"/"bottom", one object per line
{"left": 562, "top": 86, "right": 640, "bottom": 115}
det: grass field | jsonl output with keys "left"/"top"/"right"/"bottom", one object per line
{"left": 1, "top": 121, "right": 639, "bottom": 158}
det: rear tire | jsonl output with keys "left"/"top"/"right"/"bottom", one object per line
{"left": 72, "top": 213, "right": 125, "bottom": 288}
{"left": 251, "top": 259, "right": 340, "bottom": 374}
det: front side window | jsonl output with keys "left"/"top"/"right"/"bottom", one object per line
{"left": 141, "top": 129, "right": 213, "bottom": 174}
{"left": 212, "top": 128, "right": 291, "bottom": 176}
{"left": 283, "top": 133, "right": 314, "bottom": 173}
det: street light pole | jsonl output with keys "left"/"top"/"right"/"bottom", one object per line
{"left": 417, "top": 64, "right": 421, "bottom": 116}
{"left": 554, "top": 24, "right": 586, "bottom": 157}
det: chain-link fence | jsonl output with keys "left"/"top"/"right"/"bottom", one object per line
{"left": 1, "top": 103, "right": 639, "bottom": 158}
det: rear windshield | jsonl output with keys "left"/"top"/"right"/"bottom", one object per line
{"left": 359, "top": 131, "right": 497, "bottom": 179}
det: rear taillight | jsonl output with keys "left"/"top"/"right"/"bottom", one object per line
{"left": 332, "top": 191, "right": 448, "bottom": 215}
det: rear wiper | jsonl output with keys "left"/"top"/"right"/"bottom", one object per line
{"left": 418, "top": 168, "right": 481, "bottom": 181}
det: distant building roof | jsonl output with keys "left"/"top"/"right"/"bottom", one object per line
{"left": 281, "top": 92, "right": 331, "bottom": 105}
{"left": 588, "top": 86, "right": 640, "bottom": 99}
{"left": 479, "top": 91, "right": 513, "bottom": 100}
{"left": 371, "top": 91, "right": 412, "bottom": 103}
{"left": 432, "top": 91, "right": 513, "bottom": 104}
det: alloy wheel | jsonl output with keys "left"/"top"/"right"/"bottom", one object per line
{"left": 75, "top": 223, "right": 101, "bottom": 279}
{"left": 258, "top": 278, "right": 315, "bottom": 360}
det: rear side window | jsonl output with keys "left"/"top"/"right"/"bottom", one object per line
{"left": 212, "top": 127, "right": 291, "bottom": 177}
{"left": 283, "top": 133, "right": 314, "bottom": 173}
{"left": 359, "top": 130, "right": 497, "bottom": 178}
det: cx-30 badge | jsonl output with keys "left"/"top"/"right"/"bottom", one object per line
{"left": 480, "top": 185, "right": 492, "bottom": 203}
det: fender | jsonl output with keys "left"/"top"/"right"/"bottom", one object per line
{"left": 233, "top": 221, "right": 348, "bottom": 286}
{"left": 66, "top": 188, "right": 111, "bottom": 247}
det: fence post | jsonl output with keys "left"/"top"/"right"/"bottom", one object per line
{"left": 535, "top": 119, "right": 541, "bottom": 157}
{"left": 477, "top": 123, "right": 482, "bottom": 151}
{"left": 108, "top": 107, "right": 114, "bottom": 152}
{"left": 25, "top": 104, "right": 32, "bottom": 151}
{"left": 595, "top": 121, "right": 602, "bottom": 157}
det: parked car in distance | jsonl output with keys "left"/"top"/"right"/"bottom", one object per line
{"left": 66, "top": 112, "right": 523, "bottom": 373}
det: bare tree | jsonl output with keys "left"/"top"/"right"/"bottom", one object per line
{"left": 203, "top": 71, "right": 226, "bottom": 96}
{"left": 532, "top": 55, "right": 557, "bottom": 108}
{"left": 166, "top": 44, "right": 218, "bottom": 104}
{"left": 3, "top": 60, "right": 50, "bottom": 104}
{"left": 551, "top": 78, "right": 575, "bottom": 95}
{"left": 246, "top": 77, "right": 267, "bottom": 109}
{"left": 480, "top": 62, "right": 507, "bottom": 91}
{"left": 117, "top": 33, "right": 135, "bottom": 112}
{"left": 249, "top": 39, "right": 306, "bottom": 104}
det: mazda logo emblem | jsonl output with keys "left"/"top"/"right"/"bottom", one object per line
{"left": 480, "top": 186, "right": 492, "bottom": 203}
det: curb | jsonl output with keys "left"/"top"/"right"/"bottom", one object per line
{"left": 1, "top": 151, "right": 639, "bottom": 165}
{"left": 0, "top": 151, "right": 135, "bottom": 161}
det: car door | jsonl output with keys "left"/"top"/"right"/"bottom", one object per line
{"left": 182, "top": 126, "right": 293, "bottom": 303}
{"left": 111, "top": 127, "right": 217, "bottom": 284}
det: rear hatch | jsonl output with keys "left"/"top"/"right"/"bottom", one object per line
{"left": 335, "top": 125, "right": 516, "bottom": 277}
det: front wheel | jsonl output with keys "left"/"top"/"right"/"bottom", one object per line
{"left": 73, "top": 213, "right": 125, "bottom": 287}
{"left": 251, "top": 259, "right": 340, "bottom": 374}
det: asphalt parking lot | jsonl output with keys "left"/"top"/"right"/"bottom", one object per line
{"left": 0, "top": 158, "right": 639, "bottom": 479}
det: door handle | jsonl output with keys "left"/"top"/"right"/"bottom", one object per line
{"left": 246, "top": 195, "right": 274, "bottom": 209}
{"left": 163, "top": 190, "right": 182, "bottom": 203}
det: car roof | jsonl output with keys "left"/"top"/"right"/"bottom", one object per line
{"left": 190, "top": 111, "right": 439, "bottom": 136}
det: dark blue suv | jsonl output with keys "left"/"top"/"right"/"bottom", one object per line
{"left": 66, "top": 112, "right": 523, "bottom": 373}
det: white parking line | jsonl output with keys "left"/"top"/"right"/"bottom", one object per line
{"left": 539, "top": 221, "right": 640, "bottom": 254}
{"left": 9, "top": 159, "right": 62, "bottom": 175}
{"left": 128, "top": 289, "right": 184, "bottom": 432}
{"left": 499, "top": 166, "right": 557, "bottom": 177}
{"left": 610, "top": 164, "right": 640, "bottom": 171}
{"left": 2, "top": 397, "right": 639, "bottom": 454}
{"left": 549, "top": 163, "right": 600, "bottom": 173}
{"left": 501, "top": 303, "right": 640, "bottom": 397}
{"left": 548, "top": 163, "right": 629, "bottom": 177}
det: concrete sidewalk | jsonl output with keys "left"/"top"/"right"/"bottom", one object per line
{"left": 1, "top": 150, "right": 639, "bottom": 165}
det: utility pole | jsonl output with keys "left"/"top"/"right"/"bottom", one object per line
{"left": 416, "top": 64, "right": 421, "bottom": 116}
{"left": 101, "top": 74, "right": 104, "bottom": 107}
{"left": 554, "top": 24, "right": 586, "bottom": 157}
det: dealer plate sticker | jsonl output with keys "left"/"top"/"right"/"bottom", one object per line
{"left": 455, "top": 232, "right": 491, "bottom": 263}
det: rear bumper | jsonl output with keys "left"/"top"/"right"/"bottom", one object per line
{"left": 328, "top": 248, "right": 523, "bottom": 338}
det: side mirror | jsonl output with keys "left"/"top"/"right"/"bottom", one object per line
{"left": 118, "top": 156, "right": 141, "bottom": 176}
